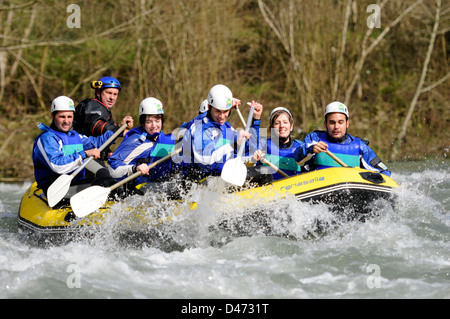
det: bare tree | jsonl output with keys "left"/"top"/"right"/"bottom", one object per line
{"left": 258, "top": 0, "right": 318, "bottom": 123}
{"left": 391, "top": 0, "right": 445, "bottom": 160}
{"left": 332, "top": 0, "right": 352, "bottom": 101}
{"left": 343, "top": 0, "right": 422, "bottom": 106}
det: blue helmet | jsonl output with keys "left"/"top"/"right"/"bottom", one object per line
{"left": 91, "top": 76, "right": 121, "bottom": 91}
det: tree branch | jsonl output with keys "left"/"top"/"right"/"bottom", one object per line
{"left": 0, "top": 1, "right": 36, "bottom": 11}
{"left": 0, "top": 7, "right": 157, "bottom": 52}
{"left": 332, "top": 0, "right": 352, "bottom": 101}
{"left": 420, "top": 71, "right": 450, "bottom": 93}
{"left": 391, "top": 0, "right": 442, "bottom": 160}
{"left": 344, "top": 0, "right": 421, "bottom": 106}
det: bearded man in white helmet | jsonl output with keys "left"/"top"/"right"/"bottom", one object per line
{"left": 179, "top": 84, "right": 263, "bottom": 181}
{"left": 32, "top": 96, "right": 116, "bottom": 196}
{"left": 294, "top": 101, "right": 391, "bottom": 176}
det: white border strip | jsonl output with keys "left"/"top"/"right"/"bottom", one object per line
{"left": 295, "top": 183, "right": 393, "bottom": 200}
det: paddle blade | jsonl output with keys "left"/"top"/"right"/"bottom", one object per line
{"left": 47, "top": 174, "right": 74, "bottom": 208}
{"left": 221, "top": 158, "right": 248, "bottom": 187}
{"left": 70, "top": 185, "right": 111, "bottom": 218}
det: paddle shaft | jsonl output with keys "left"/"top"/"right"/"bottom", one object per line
{"left": 237, "top": 106, "right": 290, "bottom": 178}
{"left": 261, "top": 158, "right": 289, "bottom": 177}
{"left": 325, "top": 149, "right": 348, "bottom": 167}
{"left": 296, "top": 150, "right": 348, "bottom": 168}
{"left": 237, "top": 107, "right": 247, "bottom": 128}
{"left": 297, "top": 153, "right": 313, "bottom": 166}
{"left": 236, "top": 106, "right": 254, "bottom": 158}
{"left": 109, "top": 148, "right": 182, "bottom": 191}
{"left": 237, "top": 104, "right": 250, "bottom": 127}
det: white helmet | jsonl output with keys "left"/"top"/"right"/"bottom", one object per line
{"left": 325, "top": 101, "right": 349, "bottom": 118}
{"left": 199, "top": 99, "right": 208, "bottom": 113}
{"left": 207, "top": 84, "right": 233, "bottom": 110}
{"left": 269, "top": 106, "right": 293, "bottom": 123}
{"left": 51, "top": 96, "right": 75, "bottom": 112}
{"left": 139, "top": 97, "right": 164, "bottom": 116}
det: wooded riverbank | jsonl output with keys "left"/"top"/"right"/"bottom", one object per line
{"left": 0, "top": 0, "right": 448, "bottom": 180}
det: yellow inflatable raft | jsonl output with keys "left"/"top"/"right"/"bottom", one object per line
{"left": 18, "top": 167, "right": 398, "bottom": 240}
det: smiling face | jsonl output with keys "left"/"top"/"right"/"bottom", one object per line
{"left": 52, "top": 111, "right": 74, "bottom": 133}
{"left": 272, "top": 112, "right": 293, "bottom": 140}
{"left": 325, "top": 112, "right": 349, "bottom": 140}
{"left": 210, "top": 107, "right": 230, "bottom": 125}
{"left": 143, "top": 115, "right": 163, "bottom": 135}
{"left": 99, "top": 88, "right": 120, "bottom": 109}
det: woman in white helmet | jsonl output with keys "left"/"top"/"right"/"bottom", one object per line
{"left": 32, "top": 96, "right": 116, "bottom": 196}
{"left": 251, "top": 106, "right": 306, "bottom": 181}
{"left": 179, "top": 84, "right": 263, "bottom": 181}
{"left": 295, "top": 101, "right": 391, "bottom": 176}
{"left": 108, "top": 97, "right": 177, "bottom": 189}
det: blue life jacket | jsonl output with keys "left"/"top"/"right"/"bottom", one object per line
{"left": 179, "top": 117, "right": 237, "bottom": 177}
{"left": 313, "top": 132, "right": 361, "bottom": 169}
{"left": 33, "top": 124, "right": 85, "bottom": 190}
{"left": 179, "top": 116, "right": 261, "bottom": 178}
{"left": 108, "top": 126, "right": 176, "bottom": 184}
{"left": 261, "top": 138, "right": 304, "bottom": 180}
{"left": 296, "top": 131, "right": 392, "bottom": 176}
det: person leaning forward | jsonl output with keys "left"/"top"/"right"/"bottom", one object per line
{"left": 178, "top": 84, "right": 263, "bottom": 181}
{"left": 294, "top": 101, "right": 391, "bottom": 176}
{"left": 32, "top": 96, "right": 116, "bottom": 197}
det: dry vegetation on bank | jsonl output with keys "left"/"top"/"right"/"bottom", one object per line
{"left": 0, "top": 0, "right": 448, "bottom": 180}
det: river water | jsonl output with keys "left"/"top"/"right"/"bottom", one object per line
{"left": 0, "top": 159, "right": 448, "bottom": 301}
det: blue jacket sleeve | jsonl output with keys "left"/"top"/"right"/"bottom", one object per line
{"left": 246, "top": 119, "right": 261, "bottom": 157}
{"left": 293, "top": 132, "right": 319, "bottom": 162}
{"left": 35, "top": 132, "right": 84, "bottom": 174}
{"left": 359, "top": 141, "right": 392, "bottom": 176}
{"left": 80, "top": 130, "right": 114, "bottom": 151}
{"left": 108, "top": 133, "right": 143, "bottom": 179}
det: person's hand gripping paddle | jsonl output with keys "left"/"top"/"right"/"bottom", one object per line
{"left": 220, "top": 105, "right": 255, "bottom": 187}
{"left": 69, "top": 148, "right": 182, "bottom": 218}
{"left": 47, "top": 124, "right": 127, "bottom": 208}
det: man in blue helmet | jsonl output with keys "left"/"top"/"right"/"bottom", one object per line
{"left": 73, "top": 76, "right": 134, "bottom": 179}
{"left": 74, "top": 76, "right": 133, "bottom": 139}
{"left": 74, "top": 76, "right": 133, "bottom": 160}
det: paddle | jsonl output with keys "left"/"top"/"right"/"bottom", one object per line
{"left": 236, "top": 106, "right": 247, "bottom": 128}
{"left": 47, "top": 123, "right": 128, "bottom": 208}
{"left": 221, "top": 105, "right": 255, "bottom": 186}
{"left": 260, "top": 158, "right": 289, "bottom": 178}
{"left": 235, "top": 104, "right": 289, "bottom": 179}
{"left": 297, "top": 153, "right": 313, "bottom": 166}
{"left": 70, "top": 148, "right": 182, "bottom": 218}
{"left": 325, "top": 149, "right": 349, "bottom": 167}
{"left": 295, "top": 149, "right": 348, "bottom": 168}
